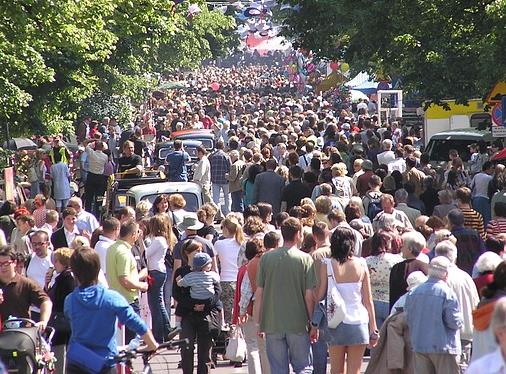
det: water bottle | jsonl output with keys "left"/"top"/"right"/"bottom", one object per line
{"left": 127, "top": 335, "right": 141, "bottom": 351}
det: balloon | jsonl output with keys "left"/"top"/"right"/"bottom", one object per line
{"left": 330, "top": 61, "right": 339, "bottom": 71}
{"left": 210, "top": 82, "right": 220, "bottom": 91}
{"left": 340, "top": 62, "right": 350, "bottom": 73}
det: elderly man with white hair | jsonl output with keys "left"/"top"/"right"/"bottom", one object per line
{"left": 389, "top": 231, "right": 429, "bottom": 310}
{"left": 373, "top": 194, "right": 413, "bottom": 232}
{"left": 435, "top": 240, "right": 479, "bottom": 368}
{"left": 405, "top": 256, "right": 464, "bottom": 374}
{"left": 377, "top": 139, "right": 395, "bottom": 166}
{"left": 433, "top": 190, "right": 457, "bottom": 219}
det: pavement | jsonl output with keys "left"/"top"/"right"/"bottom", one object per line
{"left": 131, "top": 346, "right": 370, "bottom": 373}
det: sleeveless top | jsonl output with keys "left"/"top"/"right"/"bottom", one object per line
{"left": 332, "top": 257, "right": 369, "bottom": 325}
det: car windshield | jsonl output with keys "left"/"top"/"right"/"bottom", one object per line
{"left": 159, "top": 146, "right": 198, "bottom": 160}
{"left": 140, "top": 193, "right": 199, "bottom": 212}
{"left": 425, "top": 139, "right": 477, "bottom": 162}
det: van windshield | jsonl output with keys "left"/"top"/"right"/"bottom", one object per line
{"left": 140, "top": 193, "right": 199, "bottom": 212}
{"left": 425, "top": 139, "right": 476, "bottom": 162}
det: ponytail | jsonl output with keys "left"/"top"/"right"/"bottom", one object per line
{"left": 222, "top": 217, "right": 244, "bottom": 245}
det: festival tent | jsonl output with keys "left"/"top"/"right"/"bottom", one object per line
{"left": 346, "top": 72, "right": 390, "bottom": 95}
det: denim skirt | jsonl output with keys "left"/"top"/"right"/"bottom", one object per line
{"left": 325, "top": 322, "right": 369, "bottom": 346}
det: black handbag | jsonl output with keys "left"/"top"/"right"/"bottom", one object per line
{"left": 48, "top": 312, "right": 71, "bottom": 335}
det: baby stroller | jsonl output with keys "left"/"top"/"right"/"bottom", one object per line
{"left": 0, "top": 318, "right": 55, "bottom": 373}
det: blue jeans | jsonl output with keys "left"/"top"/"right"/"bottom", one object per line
{"left": 231, "top": 190, "right": 244, "bottom": 212}
{"left": 212, "top": 183, "right": 230, "bottom": 216}
{"left": 311, "top": 338, "right": 328, "bottom": 374}
{"left": 473, "top": 196, "right": 491, "bottom": 228}
{"left": 265, "top": 332, "right": 313, "bottom": 374}
{"left": 163, "top": 267, "right": 173, "bottom": 321}
{"left": 374, "top": 300, "right": 390, "bottom": 330}
{"left": 147, "top": 270, "right": 170, "bottom": 342}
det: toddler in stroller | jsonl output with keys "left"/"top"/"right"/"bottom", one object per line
{"left": 0, "top": 318, "right": 55, "bottom": 374}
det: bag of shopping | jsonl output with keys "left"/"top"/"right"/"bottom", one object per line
{"left": 325, "top": 258, "right": 346, "bottom": 328}
{"left": 225, "top": 327, "right": 246, "bottom": 362}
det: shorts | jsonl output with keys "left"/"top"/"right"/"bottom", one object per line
{"left": 324, "top": 322, "right": 369, "bottom": 346}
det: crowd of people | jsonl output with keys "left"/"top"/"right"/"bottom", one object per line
{"left": 1, "top": 62, "right": 506, "bottom": 374}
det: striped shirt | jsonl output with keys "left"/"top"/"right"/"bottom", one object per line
{"left": 461, "top": 207, "right": 485, "bottom": 239}
{"left": 487, "top": 217, "right": 506, "bottom": 238}
{"left": 178, "top": 270, "right": 220, "bottom": 300}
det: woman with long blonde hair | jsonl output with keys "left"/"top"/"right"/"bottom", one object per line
{"left": 214, "top": 216, "right": 244, "bottom": 326}
{"left": 142, "top": 214, "right": 176, "bottom": 342}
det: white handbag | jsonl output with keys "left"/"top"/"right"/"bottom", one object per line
{"left": 225, "top": 326, "right": 247, "bottom": 362}
{"left": 325, "top": 258, "right": 346, "bottom": 328}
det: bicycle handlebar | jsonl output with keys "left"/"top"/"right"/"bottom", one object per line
{"left": 114, "top": 338, "right": 189, "bottom": 364}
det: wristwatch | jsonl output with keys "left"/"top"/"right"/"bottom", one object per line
{"left": 370, "top": 329, "right": 380, "bottom": 339}
{"left": 310, "top": 322, "right": 318, "bottom": 328}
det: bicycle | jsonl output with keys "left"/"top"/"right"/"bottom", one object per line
{"left": 114, "top": 334, "right": 189, "bottom": 374}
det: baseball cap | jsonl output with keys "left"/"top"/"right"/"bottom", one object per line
{"left": 192, "top": 252, "right": 212, "bottom": 271}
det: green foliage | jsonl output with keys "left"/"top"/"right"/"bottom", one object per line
{"left": 279, "top": 0, "right": 506, "bottom": 104}
{"left": 0, "top": 0, "right": 238, "bottom": 137}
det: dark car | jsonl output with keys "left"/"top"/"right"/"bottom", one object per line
{"left": 154, "top": 139, "right": 202, "bottom": 180}
{"left": 171, "top": 129, "right": 215, "bottom": 151}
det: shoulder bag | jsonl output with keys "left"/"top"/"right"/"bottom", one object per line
{"left": 324, "top": 258, "right": 346, "bottom": 328}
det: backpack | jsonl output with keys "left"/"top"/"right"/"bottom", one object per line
{"left": 366, "top": 192, "right": 382, "bottom": 221}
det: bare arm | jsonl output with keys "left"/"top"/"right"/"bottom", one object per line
{"left": 141, "top": 330, "right": 158, "bottom": 351}
{"left": 361, "top": 267, "right": 377, "bottom": 334}
{"left": 280, "top": 201, "right": 287, "bottom": 213}
{"left": 119, "top": 275, "right": 148, "bottom": 292}
{"left": 305, "top": 289, "right": 314, "bottom": 321}
{"left": 254, "top": 287, "right": 264, "bottom": 328}
{"left": 38, "top": 299, "right": 52, "bottom": 330}
{"left": 314, "top": 261, "right": 328, "bottom": 302}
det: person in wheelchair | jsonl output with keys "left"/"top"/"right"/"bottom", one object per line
{"left": 0, "top": 245, "right": 52, "bottom": 331}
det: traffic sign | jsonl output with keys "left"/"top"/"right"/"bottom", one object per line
{"left": 492, "top": 103, "right": 502, "bottom": 126}
{"left": 486, "top": 81, "right": 506, "bottom": 104}
{"left": 503, "top": 96, "right": 506, "bottom": 127}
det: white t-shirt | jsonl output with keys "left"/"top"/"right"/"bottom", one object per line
{"left": 214, "top": 237, "right": 241, "bottom": 282}
{"left": 94, "top": 235, "right": 115, "bottom": 274}
{"left": 27, "top": 252, "right": 53, "bottom": 288}
{"left": 145, "top": 236, "right": 168, "bottom": 273}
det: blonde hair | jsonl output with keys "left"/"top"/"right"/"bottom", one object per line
{"left": 169, "top": 194, "right": 186, "bottom": 209}
{"left": 275, "top": 165, "right": 289, "bottom": 181}
{"left": 71, "top": 236, "right": 90, "bottom": 250}
{"left": 54, "top": 247, "right": 74, "bottom": 268}
{"left": 331, "top": 162, "right": 348, "bottom": 177}
{"left": 300, "top": 198, "right": 315, "bottom": 209}
{"left": 221, "top": 217, "right": 245, "bottom": 245}
{"left": 315, "top": 196, "right": 333, "bottom": 215}
{"left": 149, "top": 214, "right": 176, "bottom": 249}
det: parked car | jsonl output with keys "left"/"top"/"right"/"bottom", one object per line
{"left": 425, "top": 128, "right": 495, "bottom": 165}
{"left": 171, "top": 129, "right": 215, "bottom": 151}
{"left": 104, "top": 172, "right": 167, "bottom": 217}
{"left": 154, "top": 139, "right": 202, "bottom": 171}
{"left": 125, "top": 182, "right": 203, "bottom": 213}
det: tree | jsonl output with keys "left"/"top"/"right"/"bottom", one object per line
{"left": 0, "top": 0, "right": 238, "bottom": 137}
{"left": 279, "top": 0, "right": 506, "bottom": 104}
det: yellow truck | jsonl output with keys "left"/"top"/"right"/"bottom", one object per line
{"left": 423, "top": 99, "right": 491, "bottom": 145}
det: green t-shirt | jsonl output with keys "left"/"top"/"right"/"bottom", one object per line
{"left": 106, "top": 240, "right": 139, "bottom": 303}
{"left": 257, "top": 246, "right": 315, "bottom": 334}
